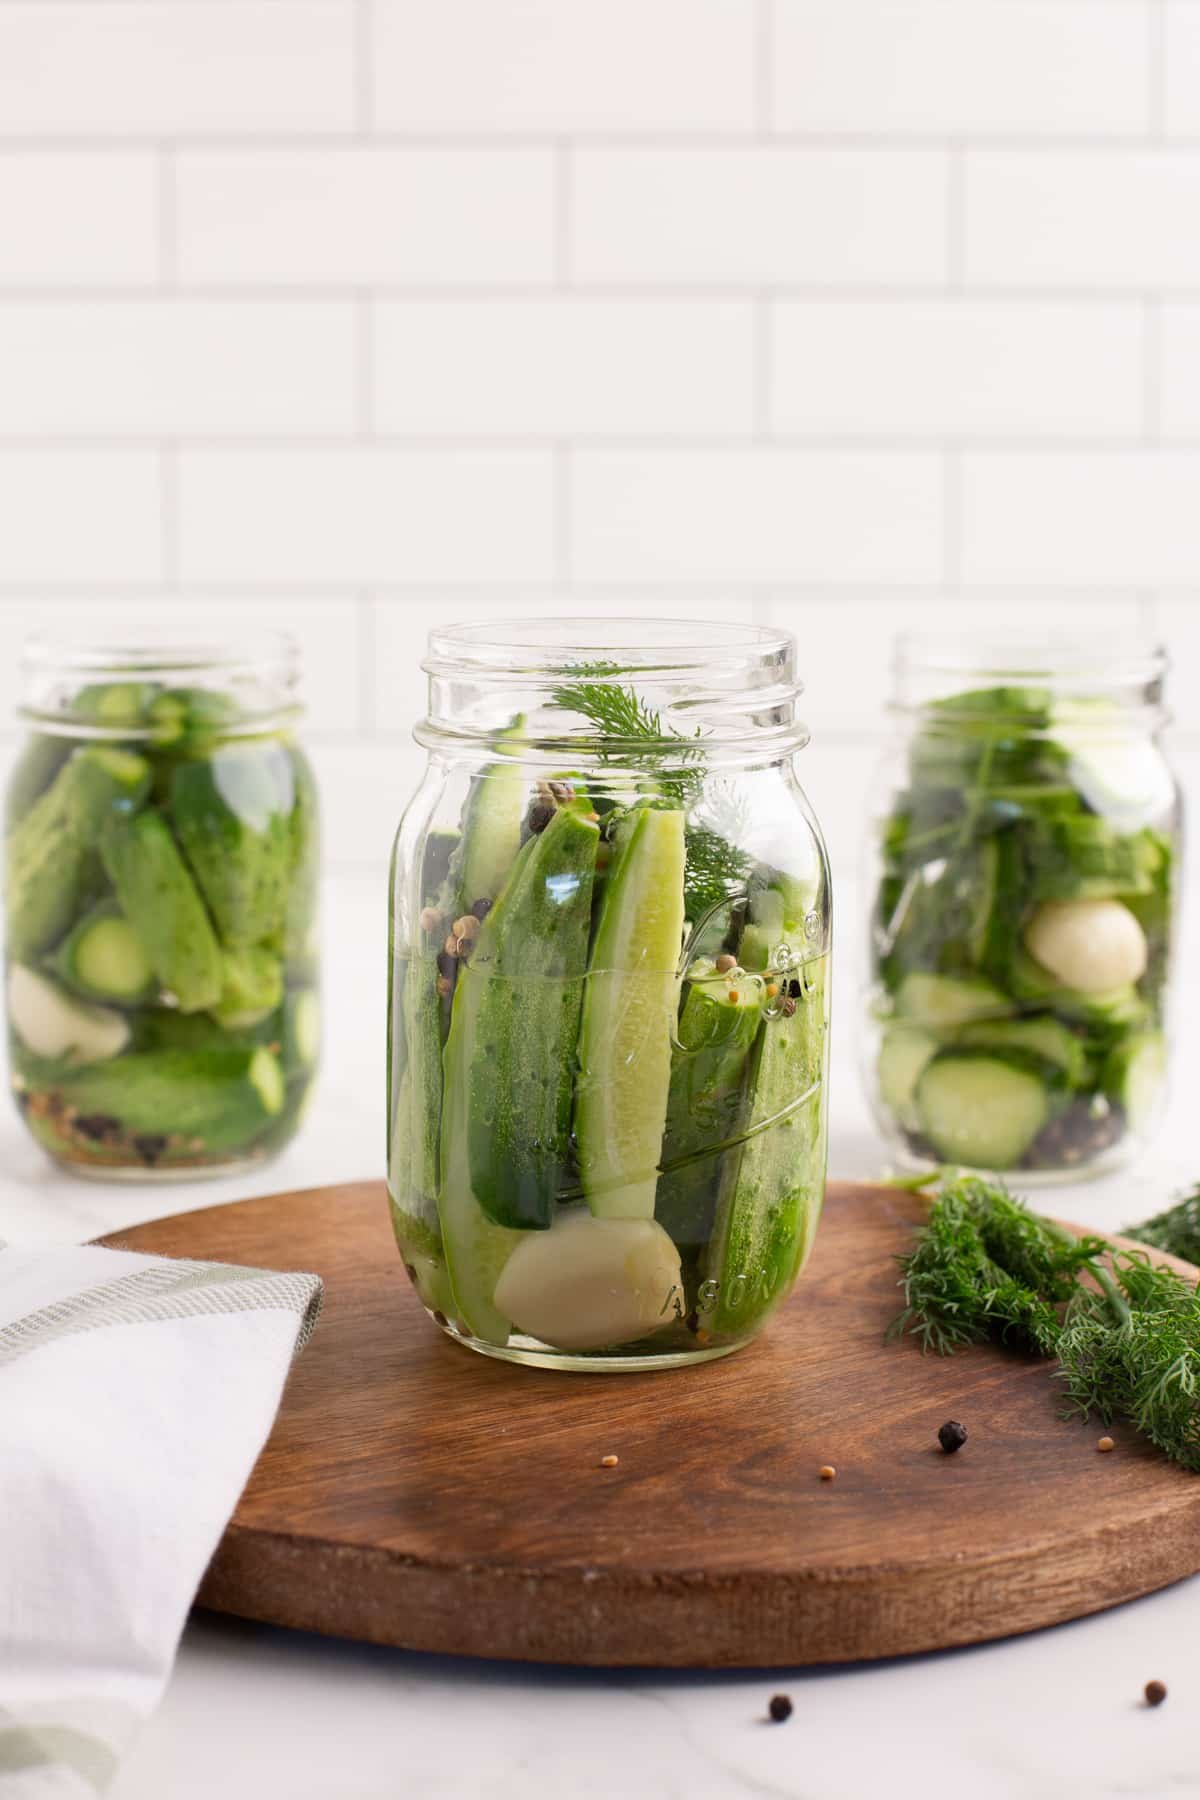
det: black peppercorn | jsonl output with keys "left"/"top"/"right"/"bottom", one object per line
{"left": 527, "top": 800, "right": 554, "bottom": 835}
{"left": 436, "top": 950, "right": 457, "bottom": 979}
{"left": 1145, "top": 1679, "right": 1168, "bottom": 1707}
{"left": 938, "top": 1420, "right": 968, "bottom": 1454}
{"left": 767, "top": 1694, "right": 793, "bottom": 1723}
{"left": 471, "top": 898, "right": 492, "bottom": 920}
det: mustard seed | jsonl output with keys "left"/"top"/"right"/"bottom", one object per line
{"left": 715, "top": 953, "right": 737, "bottom": 974}
{"left": 600, "top": 1454, "right": 619, "bottom": 1468}
{"left": 819, "top": 1465, "right": 836, "bottom": 1482}
{"left": 1098, "top": 1436, "right": 1115, "bottom": 1453}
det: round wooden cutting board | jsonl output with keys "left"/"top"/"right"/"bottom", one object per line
{"left": 100, "top": 1180, "right": 1200, "bottom": 1668}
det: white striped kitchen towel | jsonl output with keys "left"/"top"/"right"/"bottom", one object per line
{"left": 0, "top": 1243, "right": 322, "bottom": 1797}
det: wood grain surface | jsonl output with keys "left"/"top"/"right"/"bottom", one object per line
{"left": 99, "top": 1179, "right": 1200, "bottom": 1668}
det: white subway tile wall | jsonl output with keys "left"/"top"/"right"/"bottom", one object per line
{"left": 0, "top": 0, "right": 1193, "bottom": 872}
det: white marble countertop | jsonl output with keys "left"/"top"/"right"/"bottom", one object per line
{"left": 6, "top": 872, "right": 1200, "bottom": 1800}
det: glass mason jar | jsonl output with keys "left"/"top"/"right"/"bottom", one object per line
{"left": 862, "top": 635, "right": 1180, "bottom": 1182}
{"left": 6, "top": 631, "right": 319, "bottom": 1179}
{"left": 388, "top": 619, "right": 831, "bottom": 1371}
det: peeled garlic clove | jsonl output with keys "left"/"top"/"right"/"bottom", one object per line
{"left": 1024, "top": 898, "right": 1148, "bottom": 994}
{"left": 493, "top": 1208, "right": 684, "bottom": 1351}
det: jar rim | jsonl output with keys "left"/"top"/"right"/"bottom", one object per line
{"left": 894, "top": 630, "right": 1167, "bottom": 686}
{"left": 424, "top": 616, "right": 795, "bottom": 680}
{"left": 21, "top": 626, "right": 299, "bottom": 681}
{"left": 418, "top": 616, "right": 809, "bottom": 760}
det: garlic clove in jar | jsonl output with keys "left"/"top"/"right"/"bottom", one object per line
{"left": 493, "top": 1207, "right": 684, "bottom": 1351}
{"left": 1023, "top": 898, "right": 1148, "bottom": 995}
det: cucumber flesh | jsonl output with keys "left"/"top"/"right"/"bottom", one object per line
{"left": 915, "top": 1052, "right": 1051, "bottom": 1169}
{"left": 8, "top": 964, "right": 129, "bottom": 1064}
{"left": 876, "top": 1023, "right": 939, "bottom": 1129}
{"left": 894, "top": 971, "right": 1009, "bottom": 1029}
{"left": 50, "top": 901, "right": 157, "bottom": 1006}
{"left": 575, "top": 808, "right": 687, "bottom": 1220}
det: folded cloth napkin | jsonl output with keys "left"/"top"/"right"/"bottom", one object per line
{"left": 0, "top": 1242, "right": 322, "bottom": 1798}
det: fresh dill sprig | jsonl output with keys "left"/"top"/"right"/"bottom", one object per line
{"left": 1124, "top": 1186, "right": 1200, "bottom": 1266}
{"left": 892, "top": 1173, "right": 1200, "bottom": 1471}
{"left": 550, "top": 672, "right": 754, "bottom": 916}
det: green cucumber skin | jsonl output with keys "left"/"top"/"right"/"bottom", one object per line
{"left": 210, "top": 945, "right": 285, "bottom": 1029}
{"left": 655, "top": 978, "right": 764, "bottom": 1271}
{"left": 101, "top": 810, "right": 223, "bottom": 1012}
{"left": 462, "top": 806, "right": 599, "bottom": 1230}
{"left": 5, "top": 735, "right": 72, "bottom": 830}
{"left": 704, "top": 950, "right": 829, "bottom": 1337}
{"left": 282, "top": 745, "right": 320, "bottom": 967}
{"left": 49, "top": 900, "right": 157, "bottom": 1006}
{"left": 33, "top": 1046, "right": 283, "bottom": 1153}
{"left": 169, "top": 745, "right": 293, "bottom": 947}
{"left": 5, "top": 748, "right": 152, "bottom": 960}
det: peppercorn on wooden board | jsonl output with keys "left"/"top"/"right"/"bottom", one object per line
{"left": 99, "top": 1180, "right": 1200, "bottom": 1668}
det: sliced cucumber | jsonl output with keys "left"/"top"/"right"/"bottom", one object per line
{"left": 703, "top": 940, "right": 829, "bottom": 1337}
{"left": 460, "top": 805, "right": 599, "bottom": 1230}
{"left": 956, "top": 1014, "right": 1087, "bottom": 1087}
{"left": 575, "top": 807, "right": 687, "bottom": 1220}
{"left": 1102, "top": 1031, "right": 1166, "bottom": 1134}
{"left": 655, "top": 962, "right": 765, "bottom": 1264}
{"left": 8, "top": 964, "right": 129, "bottom": 1064}
{"left": 894, "top": 971, "right": 1009, "bottom": 1029}
{"left": 876, "top": 1022, "right": 940, "bottom": 1129}
{"left": 915, "top": 1051, "right": 1053, "bottom": 1169}
{"left": 449, "top": 715, "right": 526, "bottom": 914}
{"left": 282, "top": 988, "right": 320, "bottom": 1074}
{"left": 49, "top": 900, "right": 157, "bottom": 1006}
